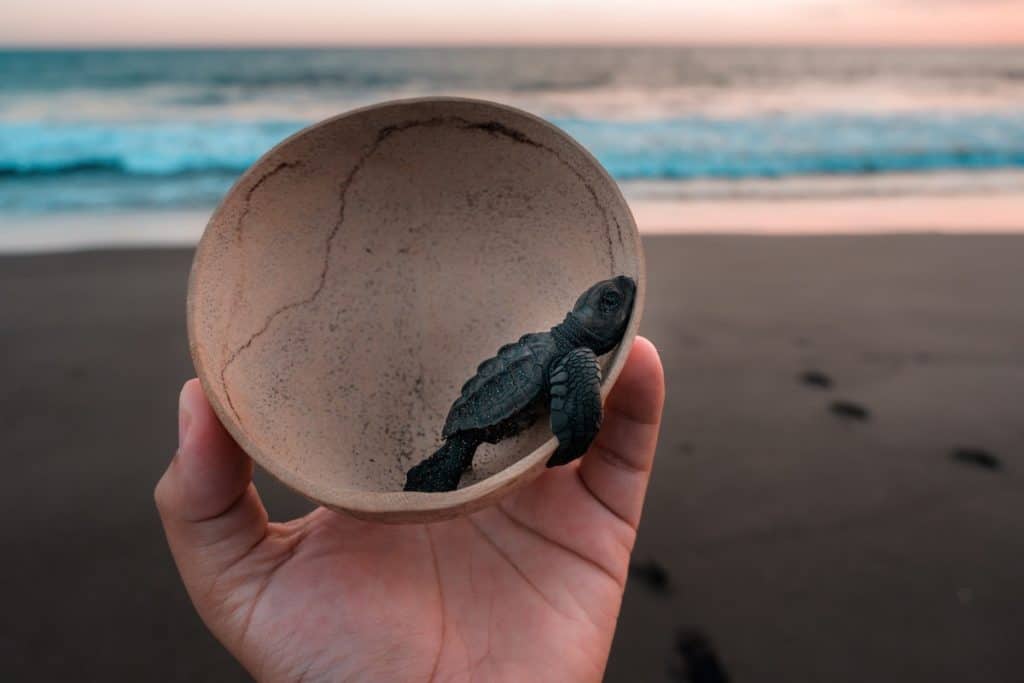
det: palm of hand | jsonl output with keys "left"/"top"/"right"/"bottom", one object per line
{"left": 228, "top": 471, "right": 632, "bottom": 682}
{"left": 157, "top": 339, "right": 662, "bottom": 683}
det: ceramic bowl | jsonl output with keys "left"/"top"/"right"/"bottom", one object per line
{"left": 187, "top": 97, "right": 644, "bottom": 523}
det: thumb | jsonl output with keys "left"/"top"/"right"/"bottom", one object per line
{"left": 155, "top": 379, "right": 269, "bottom": 590}
{"left": 578, "top": 336, "right": 665, "bottom": 528}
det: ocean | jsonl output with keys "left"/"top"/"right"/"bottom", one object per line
{"left": 2, "top": 46, "right": 1024, "bottom": 215}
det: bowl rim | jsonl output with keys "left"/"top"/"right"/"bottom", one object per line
{"left": 187, "top": 95, "right": 646, "bottom": 523}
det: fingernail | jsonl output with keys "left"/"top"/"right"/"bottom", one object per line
{"left": 178, "top": 382, "right": 196, "bottom": 450}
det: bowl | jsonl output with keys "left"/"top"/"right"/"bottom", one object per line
{"left": 187, "top": 97, "right": 645, "bottom": 523}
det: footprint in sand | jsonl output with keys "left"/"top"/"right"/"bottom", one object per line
{"left": 671, "top": 628, "right": 730, "bottom": 683}
{"left": 628, "top": 559, "right": 671, "bottom": 596}
{"left": 830, "top": 400, "right": 870, "bottom": 421}
{"left": 951, "top": 447, "right": 1002, "bottom": 471}
{"left": 799, "top": 370, "right": 833, "bottom": 389}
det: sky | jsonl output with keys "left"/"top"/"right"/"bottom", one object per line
{"left": 2, "top": 0, "right": 1022, "bottom": 47}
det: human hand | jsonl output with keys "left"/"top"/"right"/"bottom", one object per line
{"left": 155, "top": 337, "right": 664, "bottom": 682}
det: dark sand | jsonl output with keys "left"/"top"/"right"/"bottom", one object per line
{"left": 2, "top": 235, "right": 1023, "bottom": 682}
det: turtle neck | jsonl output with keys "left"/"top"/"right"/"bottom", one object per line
{"left": 550, "top": 313, "right": 606, "bottom": 354}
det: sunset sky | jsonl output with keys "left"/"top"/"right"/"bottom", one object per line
{"left": 3, "top": 0, "right": 1022, "bottom": 46}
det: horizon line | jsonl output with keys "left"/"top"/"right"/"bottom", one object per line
{"left": 3, "top": 40, "right": 1023, "bottom": 51}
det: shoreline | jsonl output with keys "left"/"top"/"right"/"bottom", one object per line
{"left": 633, "top": 191, "right": 1024, "bottom": 234}
{"left": 2, "top": 190, "right": 1024, "bottom": 253}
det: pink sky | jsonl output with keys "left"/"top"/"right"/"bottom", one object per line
{"left": 3, "top": 0, "right": 1022, "bottom": 46}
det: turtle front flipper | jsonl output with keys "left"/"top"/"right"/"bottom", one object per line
{"left": 546, "top": 347, "right": 603, "bottom": 467}
{"left": 404, "top": 432, "right": 482, "bottom": 492}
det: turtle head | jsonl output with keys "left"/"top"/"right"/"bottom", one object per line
{"left": 570, "top": 275, "right": 636, "bottom": 354}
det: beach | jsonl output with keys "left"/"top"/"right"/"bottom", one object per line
{"left": 2, "top": 234, "right": 1022, "bottom": 681}
{"left": 4, "top": 43, "right": 1024, "bottom": 681}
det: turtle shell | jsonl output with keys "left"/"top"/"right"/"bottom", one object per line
{"left": 442, "top": 332, "right": 560, "bottom": 438}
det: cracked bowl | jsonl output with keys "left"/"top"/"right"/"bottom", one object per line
{"left": 187, "top": 97, "right": 645, "bottom": 523}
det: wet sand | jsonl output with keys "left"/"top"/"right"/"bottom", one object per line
{"left": 2, "top": 235, "right": 1023, "bottom": 681}
{"left": 4, "top": 190, "right": 1024, "bottom": 253}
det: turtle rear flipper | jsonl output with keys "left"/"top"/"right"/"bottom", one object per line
{"left": 546, "top": 347, "right": 603, "bottom": 467}
{"left": 404, "top": 432, "right": 482, "bottom": 492}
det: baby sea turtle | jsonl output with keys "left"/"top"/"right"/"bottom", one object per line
{"left": 404, "top": 275, "right": 637, "bottom": 492}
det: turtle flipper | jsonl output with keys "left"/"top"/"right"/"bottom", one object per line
{"left": 546, "top": 347, "right": 603, "bottom": 467}
{"left": 404, "top": 432, "right": 482, "bottom": 492}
